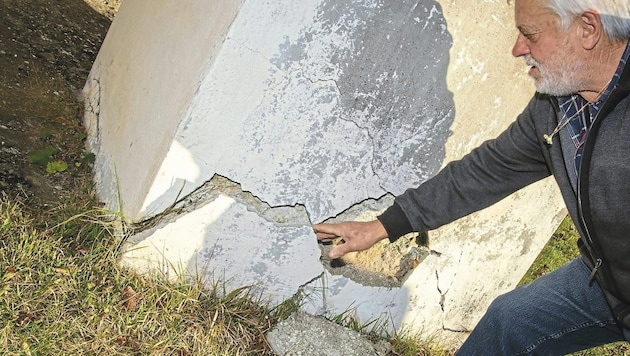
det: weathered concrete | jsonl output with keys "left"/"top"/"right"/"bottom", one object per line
{"left": 266, "top": 312, "right": 391, "bottom": 355}
{"left": 84, "top": 0, "right": 566, "bottom": 347}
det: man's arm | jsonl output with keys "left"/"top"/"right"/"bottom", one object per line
{"left": 314, "top": 96, "right": 552, "bottom": 258}
{"left": 393, "top": 97, "right": 551, "bottom": 235}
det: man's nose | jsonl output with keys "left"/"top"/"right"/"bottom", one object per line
{"left": 512, "top": 33, "right": 529, "bottom": 57}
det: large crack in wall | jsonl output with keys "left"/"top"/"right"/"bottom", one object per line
{"left": 130, "top": 174, "right": 311, "bottom": 244}
{"left": 130, "top": 174, "right": 433, "bottom": 289}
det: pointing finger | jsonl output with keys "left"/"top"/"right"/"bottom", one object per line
{"left": 315, "top": 231, "right": 339, "bottom": 241}
{"left": 313, "top": 223, "right": 342, "bottom": 239}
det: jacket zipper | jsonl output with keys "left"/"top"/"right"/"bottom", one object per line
{"left": 547, "top": 97, "right": 604, "bottom": 283}
{"left": 589, "top": 258, "right": 602, "bottom": 282}
{"left": 575, "top": 87, "right": 624, "bottom": 293}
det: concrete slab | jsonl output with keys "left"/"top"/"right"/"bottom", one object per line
{"left": 84, "top": 0, "right": 567, "bottom": 348}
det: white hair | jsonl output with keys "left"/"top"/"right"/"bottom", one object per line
{"left": 545, "top": 0, "right": 630, "bottom": 39}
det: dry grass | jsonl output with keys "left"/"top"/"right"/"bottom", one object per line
{"left": 0, "top": 192, "right": 300, "bottom": 355}
{"left": 387, "top": 329, "right": 455, "bottom": 356}
{"left": 0, "top": 187, "right": 454, "bottom": 355}
{"left": 2, "top": 181, "right": 625, "bottom": 355}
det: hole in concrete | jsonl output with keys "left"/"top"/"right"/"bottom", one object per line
{"left": 318, "top": 195, "right": 431, "bottom": 288}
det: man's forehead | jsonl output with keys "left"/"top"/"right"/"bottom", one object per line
{"left": 514, "top": 0, "right": 559, "bottom": 28}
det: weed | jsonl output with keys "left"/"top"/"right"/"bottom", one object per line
{"left": 46, "top": 160, "right": 69, "bottom": 174}
{"left": 26, "top": 146, "right": 57, "bottom": 167}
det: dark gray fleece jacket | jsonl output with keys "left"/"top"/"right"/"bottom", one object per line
{"left": 378, "top": 55, "right": 630, "bottom": 327}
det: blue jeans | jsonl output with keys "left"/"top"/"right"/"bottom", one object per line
{"left": 457, "top": 258, "right": 628, "bottom": 355}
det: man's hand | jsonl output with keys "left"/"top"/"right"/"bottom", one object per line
{"left": 313, "top": 220, "right": 388, "bottom": 259}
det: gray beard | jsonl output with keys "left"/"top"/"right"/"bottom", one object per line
{"left": 525, "top": 55, "right": 584, "bottom": 97}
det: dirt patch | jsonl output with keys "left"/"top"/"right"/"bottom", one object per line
{"left": 0, "top": 0, "right": 116, "bottom": 210}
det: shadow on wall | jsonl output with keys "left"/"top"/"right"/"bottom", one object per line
{"left": 184, "top": 0, "right": 455, "bottom": 333}
{"left": 277, "top": 0, "right": 456, "bottom": 298}
{"left": 271, "top": 0, "right": 454, "bottom": 192}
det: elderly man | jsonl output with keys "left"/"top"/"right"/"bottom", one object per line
{"left": 314, "top": 0, "right": 630, "bottom": 354}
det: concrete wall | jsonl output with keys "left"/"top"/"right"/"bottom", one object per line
{"left": 83, "top": 0, "right": 566, "bottom": 346}
{"left": 83, "top": 0, "right": 244, "bottom": 215}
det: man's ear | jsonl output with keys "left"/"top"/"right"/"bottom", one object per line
{"left": 578, "top": 10, "right": 602, "bottom": 50}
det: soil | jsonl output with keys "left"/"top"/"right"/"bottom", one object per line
{"left": 0, "top": 0, "right": 118, "bottom": 210}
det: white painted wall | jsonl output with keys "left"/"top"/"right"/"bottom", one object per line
{"left": 84, "top": 0, "right": 566, "bottom": 347}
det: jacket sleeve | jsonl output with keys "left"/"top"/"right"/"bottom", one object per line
{"left": 378, "top": 96, "right": 552, "bottom": 241}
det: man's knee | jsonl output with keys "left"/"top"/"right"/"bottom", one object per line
{"left": 482, "top": 289, "right": 527, "bottom": 326}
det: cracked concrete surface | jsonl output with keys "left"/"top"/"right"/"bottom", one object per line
{"left": 136, "top": 0, "right": 454, "bottom": 224}
{"left": 87, "top": 0, "right": 567, "bottom": 348}
{"left": 122, "top": 176, "right": 322, "bottom": 305}
{"left": 128, "top": 175, "right": 422, "bottom": 291}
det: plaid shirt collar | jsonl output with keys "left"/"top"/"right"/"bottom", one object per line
{"left": 557, "top": 40, "right": 630, "bottom": 173}
{"left": 558, "top": 39, "right": 630, "bottom": 118}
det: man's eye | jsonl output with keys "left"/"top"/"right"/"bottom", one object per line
{"left": 523, "top": 32, "right": 540, "bottom": 41}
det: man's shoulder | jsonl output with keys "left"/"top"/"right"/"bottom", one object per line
{"left": 520, "top": 92, "right": 556, "bottom": 124}
{"left": 531, "top": 92, "right": 555, "bottom": 108}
